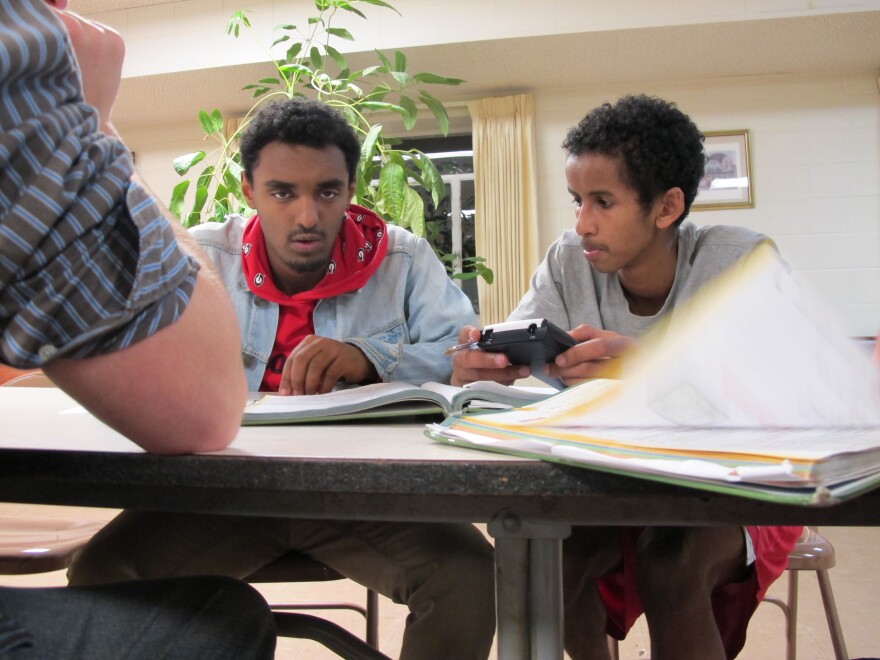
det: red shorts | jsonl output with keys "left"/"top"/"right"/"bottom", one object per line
{"left": 599, "top": 526, "right": 802, "bottom": 658}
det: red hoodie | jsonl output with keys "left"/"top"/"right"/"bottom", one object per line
{"left": 240, "top": 204, "right": 389, "bottom": 392}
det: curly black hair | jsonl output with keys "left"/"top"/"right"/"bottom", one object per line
{"left": 239, "top": 97, "right": 360, "bottom": 184}
{"left": 562, "top": 94, "right": 705, "bottom": 225}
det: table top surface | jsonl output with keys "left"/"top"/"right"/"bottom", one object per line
{"left": 3, "top": 388, "right": 879, "bottom": 527}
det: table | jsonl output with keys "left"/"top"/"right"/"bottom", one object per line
{"left": 3, "top": 388, "right": 880, "bottom": 659}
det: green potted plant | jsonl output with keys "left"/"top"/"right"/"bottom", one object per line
{"left": 170, "top": 0, "right": 491, "bottom": 284}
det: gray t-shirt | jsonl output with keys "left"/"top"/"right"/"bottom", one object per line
{"left": 510, "top": 221, "right": 773, "bottom": 338}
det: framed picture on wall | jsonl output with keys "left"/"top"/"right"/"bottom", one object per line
{"left": 693, "top": 130, "right": 753, "bottom": 211}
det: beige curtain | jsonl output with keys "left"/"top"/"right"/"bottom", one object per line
{"left": 224, "top": 116, "right": 245, "bottom": 149}
{"left": 467, "top": 94, "right": 540, "bottom": 325}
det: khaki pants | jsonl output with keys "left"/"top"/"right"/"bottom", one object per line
{"left": 69, "top": 511, "right": 495, "bottom": 660}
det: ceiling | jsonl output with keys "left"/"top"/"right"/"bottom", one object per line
{"left": 72, "top": 2, "right": 880, "bottom": 131}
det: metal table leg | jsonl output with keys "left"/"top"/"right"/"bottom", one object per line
{"left": 489, "top": 512, "right": 571, "bottom": 660}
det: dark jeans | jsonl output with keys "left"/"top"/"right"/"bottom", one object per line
{"left": 0, "top": 575, "right": 276, "bottom": 659}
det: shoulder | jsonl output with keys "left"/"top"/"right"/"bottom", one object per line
{"left": 557, "top": 228, "right": 582, "bottom": 247}
{"left": 539, "top": 229, "right": 583, "bottom": 260}
{"left": 678, "top": 221, "right": 782, "bottom": 282}
{"left": 382, "top": 224, "right": 441, "bottom": 264}
{"left": 684, "top": 221, "right": 769, "bottom": 251}
{"left": 189, "top": 215, "right": 246, "bottom": 253}
{"left": 537, "top": 229, "right": 590, "bottom": 274}
{"left": 384, "top": 223, "right": 421, "bottom": 251}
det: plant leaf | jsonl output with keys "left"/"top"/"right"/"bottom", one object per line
{"left": 324, "top": 45, "right": 348, "bottom": 70}
{"left": 326, "top": 27, "right": 354, "bottom": 41}
{"left": 226, "top": 10, "right": 251, "bottom": 37}
{"left": 338, "top": 5, "right": 367, "bottom": 19}
{"left": 172, "top": 151, "right": 206, "bottom": 175}
{"left": 310, "top": 46, "right": 323, "bottom": 69}
{"left": 394, "top": 50, "right": 407, "bottom": 72}
{"left": 374, "top": 49, "right": 392, "bottom": 71}
{"left": 221, "top": 168, "right": 241, "bottom": 197}
{"left": 354, "top": 174, "right": 372, "bottom": 207}
{"left": 168, "top": 179, "right": 190, "bottom": 220}
{"left": 357, "top": 0, "right": 400, "bottom": 14}
{"left": 285, "top": 42, "right": 303, "bottom": 62}
{"left": 411, "top": 72, "right": 465, "bottom": 86}
{"left": 361, "top": 123, "right": 382, "bottom": 163}
{"left": 399, "top": 95, "right": 418, "bottom": 130}
{"left": 279, "top": 63, "right": 313, "bottom": 76}
{"left": 390, "top": 71, "right": 410, "bottom": 87}
{"left": 400, "top": 186, "right": 426, "bottom": 237}
{"left": 212, "top": 200, "right": 229, "bottom": 223}
{"left": 193, "top": 165, "right": 214, "bottom": 208}
{"left": 356, "top": 65, "right": 383, "bottom": 78}
{"left": 413, "top": 151, "right": 444, "bottom": 207}
{"left": 198, "top": 109, "right": 224, "bottom": 135}
{"left": 361, "top": 100, "right": 404, "bottom": 113}
{"left": 418, "top": 90, "right": 449, "bottom": 135}
{"left": 377, "top": 161, "right": 407, "bottom": 224}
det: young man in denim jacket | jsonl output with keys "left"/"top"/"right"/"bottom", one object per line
{"left": 69, "top": 98, "right": 496, "bottom": 660}
{"left": 200, "top": 98, "right": 477, "bottom": 394}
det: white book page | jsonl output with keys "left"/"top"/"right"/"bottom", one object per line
{"left": 421, "top": 381, "right": 556, "bottom": 408}
{"left": 464, "top": 381, "right": 557, "bottom": 400}
{"left": 245, "top": 381, "right": 424, "bottom": 414}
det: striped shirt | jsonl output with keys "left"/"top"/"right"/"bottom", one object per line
{"left": 0, "top": 0, "right": 198, "bottom": 369}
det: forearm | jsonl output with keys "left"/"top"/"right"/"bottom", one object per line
{"left": 44, "top": 271, "right": 247, "bottom": 454}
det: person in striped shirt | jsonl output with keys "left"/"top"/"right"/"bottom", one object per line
{"left": 0, "top": 1, "right": 275, "bottom": 657}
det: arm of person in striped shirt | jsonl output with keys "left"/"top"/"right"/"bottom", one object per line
{"left": 6, "top": 3, "right": 248, "bottom": 454}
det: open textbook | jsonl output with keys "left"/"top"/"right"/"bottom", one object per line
{"left": 426, "top": 245, "right": 880, "bottom": 505}
{"left": 242, "top": 381, "right": 555, "bottom": 424}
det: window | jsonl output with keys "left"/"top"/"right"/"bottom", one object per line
{"left": 397, "top": 135, "right": 479, "bottom": 313}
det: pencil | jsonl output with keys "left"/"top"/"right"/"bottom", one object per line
{"left": 442, "top": 340, "right": 480, "bottom": 356}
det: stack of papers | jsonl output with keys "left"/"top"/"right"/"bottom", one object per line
{"left": 427, "top": 245, "right": 880, "bottom": 505}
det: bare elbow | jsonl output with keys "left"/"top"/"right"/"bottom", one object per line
{"left": 135, "top": 406, "right": 244, "bottom": 454}
{"left": 131, "top": 381, "right": 248, "bottom": 455}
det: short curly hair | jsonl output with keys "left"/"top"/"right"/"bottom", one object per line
{"left": 562, "top": 95, "right": 705, "bottom": 225}
{"left": 239, "top": 97, "right": 360, "bottom": 184}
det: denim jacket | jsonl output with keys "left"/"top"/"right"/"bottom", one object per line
{"left": 189, "top": 214, "right": 477, "bottom": 390}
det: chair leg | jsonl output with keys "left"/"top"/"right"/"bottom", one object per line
{"left": 816, "top": 569, "right": 848, "bottom": 660}
{"left": 786, "top": 570, "right": 799, "bottom": 660}
{"left": 270, "top": 589, "right": 380, "bottom": 650}
{"left": 607, "top": 635, "right": 619, "bottom": 660}
{"left": 366, "top": 588, "right": 380, "bottom": 649}
{"left": 273, "top": 612, "right": 391, "bottom": 660}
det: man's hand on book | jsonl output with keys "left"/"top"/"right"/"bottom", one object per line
{"left": 450, "top": 326, "right": 531, "bottom": 387}
{"left": 278, "top": 336, "right": 377, "bottom": 396}
{"left": 549, "top": 324, "right": 636, "bottom": 384}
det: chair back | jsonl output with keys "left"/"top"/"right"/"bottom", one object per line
{"left": 0, "top": 368, "right": 53, "bottom": 387}
{"left": 786, "top": 526, "right": 836, "bottom": 572}
{"left": 0, "top": 518, "right": 106, "bottom": 574}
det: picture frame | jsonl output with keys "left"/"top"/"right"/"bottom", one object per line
{"left": 693, "top": 130, "right": 753, "bottom": 211}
